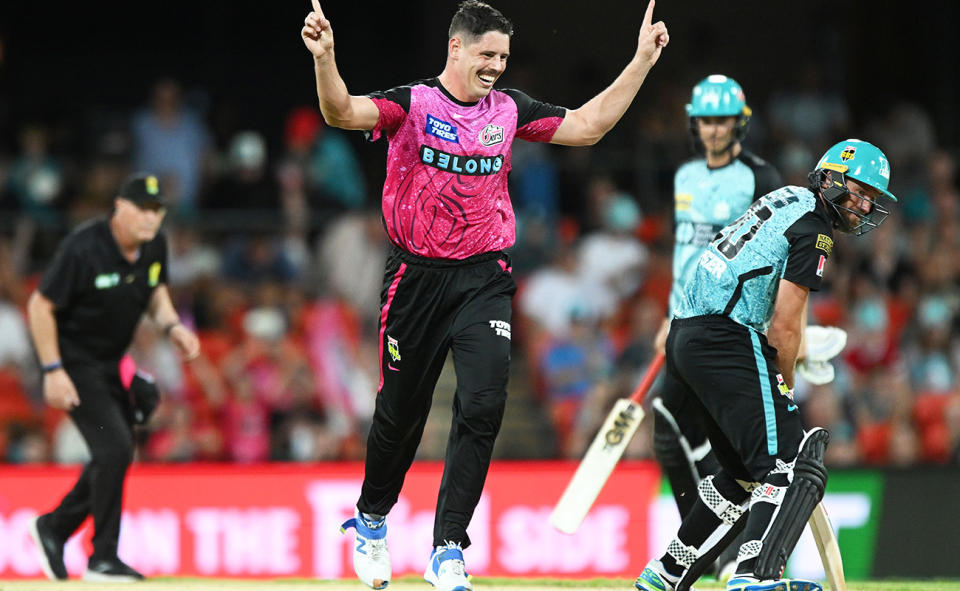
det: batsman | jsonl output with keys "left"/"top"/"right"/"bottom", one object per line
{"left": 651, "top": 74, "right": 783, "bottom": 581}
{"left": 634, "top": 139, "right": 896, "bottom": 591}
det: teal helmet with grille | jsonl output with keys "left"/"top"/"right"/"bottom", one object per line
{"left": 810, "top": 139, "right": 897, "bottom": 235}
{"left": 686, "top": 74, "right": 752, "bottom": 146}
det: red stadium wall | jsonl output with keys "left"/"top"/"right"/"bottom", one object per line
{"left": 0, "top": 461, "right": 661, "bottom": 580}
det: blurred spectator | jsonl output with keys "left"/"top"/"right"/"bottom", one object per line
{"left": 222, "top": 374, "right": 271, "bottom": 463}
{"left": 5, "top": 424, "right": 49, "bottom": 463}
{"left": 510, "top": 140, "right": 560, "bottom": 221}
{"left": 576, "top": 189, "right": 647, "bottom": 316}
{"left": 144, "top": 401, "right": 198, "bottom": 462}
{"left": 844, "top": 290, "right": 899, "bottom": 376}
{"left": 282, "top": 106, "right": 366, "bottom": 212}
{"left": 5, "top": 125, "right": 64, "bottom": 222}
{"left": 131, "top": 78, "right": 211, "bottom": 215}
{"left": 0, "top": 299, "right": 30, "bottom": 370}
{"left": 167, "top": 226, "right": 222, "bottom": 287}
{"left": 799, "top": 383, "right": 859, "bottom": 466}
{"left": 67, "top": 159, "right": 124, "bottom": 226}
{"left": 221, "top": 233, "right": 303, "bottom": 284}
{"left": 509, "top": 213, "right": 558, "bottom": 277}
{"left": 223, "top": 304, "right": 317, "bottom": 417}
{"left": 906, "top": 295, "right": 956, "bottom": 395}
{"left": 51, "top": 417, "right": 90, "bottom": 464}
{"left": 520, "top": 246, "right": 592, "bottom": 339}
{"left": 776, "top": 140, "right": 815, "bottom": 187}
{"left": 866, "top": 103, "right": 937, "bottom": 181}
{"left": 315, "top": 210, "right": 388, "bottom": 328}
{"left": 614, "top": 295, "right": 662, "bottom": 387}
{"left": 0, "top": 239, "right": 31, "bottom": 372}
{"left": 304, "top": 299, "right": 376, "bottom": 455}
{"left": 4, "top": 125, "right": 67, "bottom": 268}
{"left": 203, "top": 130, "right": 278, "bottom": 216}
{"left": 276, "top": 154, "right": 313, "bottom": 276}
{"left": 539, "top": 307, "right": 615, "bottom": 457}
{"left": 768, "top": 60, "right": 850, "bottom": 147}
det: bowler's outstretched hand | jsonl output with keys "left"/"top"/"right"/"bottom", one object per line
{"left": 302, "top": 0, "right": 334, "bottom": 59}
{"left": 637, "top": 0, "right": 669, "bottom": 67}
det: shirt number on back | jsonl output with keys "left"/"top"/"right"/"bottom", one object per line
{"left": 716, "top": 203, "right": 773, "bottom": 260}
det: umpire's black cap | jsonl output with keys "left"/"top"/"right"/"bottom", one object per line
{"left": 118, "top": 172, "right": 167, "bottom": 207}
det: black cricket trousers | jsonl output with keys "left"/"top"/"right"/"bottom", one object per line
{"left": 44, "top": 362, "right": 135, "bottom": 562}
{"left": 358, "top": 246, "right": 516, "bottom": 549}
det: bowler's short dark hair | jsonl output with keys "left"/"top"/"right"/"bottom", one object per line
{"left": 448, "top": 1, "right": 514, "bottom": 42}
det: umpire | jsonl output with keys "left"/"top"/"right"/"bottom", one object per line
{"left": 26, "top": 172, "right": 200, "bottom": 582}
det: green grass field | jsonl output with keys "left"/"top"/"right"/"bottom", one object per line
{"left": 2, "top": 577, "right": 959, "bottom": 591}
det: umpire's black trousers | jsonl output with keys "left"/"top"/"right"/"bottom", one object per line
{"left": 44, "top": 361, "right": 135, "bottom": 562}
{"left": 358, "top": 246, "right": 515, "bottom": 549}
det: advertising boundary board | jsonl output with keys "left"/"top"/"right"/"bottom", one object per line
{"left": 0, "top": 462, "right": 901, "bottom": 580}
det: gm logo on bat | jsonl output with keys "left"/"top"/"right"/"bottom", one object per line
{"left": 603, "top": 404, "right": 638, "bottom": 448}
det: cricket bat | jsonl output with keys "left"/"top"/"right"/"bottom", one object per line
{"left": 550, "top": 352, "right": 666, "bottom": 534}
{"left": 809, "top": 502, "right": 847, "bottom": 591}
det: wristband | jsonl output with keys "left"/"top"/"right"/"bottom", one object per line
{"left": 42, "top": 361, "right": 63, "bottom": 373}
{"left": 163, "top": 322, "right": 180, "bottom": 337}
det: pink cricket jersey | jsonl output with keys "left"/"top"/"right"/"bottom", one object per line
{"left": 366, "top": 78, "right": 565, "bottom": 259}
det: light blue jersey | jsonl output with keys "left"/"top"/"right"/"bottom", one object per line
{"left": 669, "top": 151, "right": 782, "bottom": 316}
{"left": 676, "top": 186, "right": 834, "bottom": 333}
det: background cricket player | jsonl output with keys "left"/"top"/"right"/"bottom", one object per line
{"left": 651, "top": 74, "right": 782, "bottom": 581}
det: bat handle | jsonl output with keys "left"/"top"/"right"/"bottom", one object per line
{"left": 629, "top": 352, "right": 665, "bottom": 404}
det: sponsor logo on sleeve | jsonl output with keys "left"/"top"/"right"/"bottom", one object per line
{"left": 426, "top": 114, "right": 459, "bottom": 143}
{"left": 816, "top": 254, "right": 826, "bottom": 277}
{"left": 478, "top": 124, "right": 505, "bottom": 147}
{"left": 148, "top": 262, "right": 162, "bottom": 287}
{"left": 815, "top": 234, "right": 833, "bottom": 255}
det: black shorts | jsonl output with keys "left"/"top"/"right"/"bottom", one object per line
{"left": 376, "top": 245, "right": 516, "bottom": 397}
{"left": 359, "top": 245, "right": 516, "bottom": 528}
{"left": 664, "top": 315, "right": 804, "bottom": 482}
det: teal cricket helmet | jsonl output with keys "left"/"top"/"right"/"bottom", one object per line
{"left": 811, "top": 139, "right": 897, "bottom": 235}
{"left": 686, "top": 74, "right": 752, "bottom": 145}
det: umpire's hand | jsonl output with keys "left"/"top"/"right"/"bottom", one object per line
{"left": 44, "top": 369, "right": 80, "bottom": 410}
{"left": 168, "top": 323, "right": 200, "bottom": 362}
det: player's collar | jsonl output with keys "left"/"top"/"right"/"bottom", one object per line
{"left": 432, "top": 78, "right": 481, "bottom": 107}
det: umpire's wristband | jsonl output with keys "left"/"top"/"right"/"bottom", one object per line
{"left": 41, "top": 361, "right": 63, "bottom": 373}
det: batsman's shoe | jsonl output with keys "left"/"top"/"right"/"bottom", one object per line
{"left": 29, "top": 514, "right": 68, "bottom": 581}
{"left": 726, "top": 577, "right": 822, "bottom": 591}
{"left": 634, "top": 561, "right": 678, "bottom": 591}
{"left": 83, "top": 557, "right": 145, "bottom": 582}
{"left": 424, "top": 541, "right": 472, "bottom": 591}
{"left": 341, "top": 512, "right": 390, "bottom": 589}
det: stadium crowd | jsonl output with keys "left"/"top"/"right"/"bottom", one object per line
{"left": 1, "top": 71, "right": 959, "bottom": 468}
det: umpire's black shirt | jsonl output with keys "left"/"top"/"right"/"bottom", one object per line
{"left": 39, "top": 216, "right": 168, "bottom": 364}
